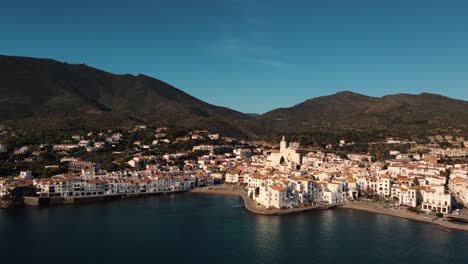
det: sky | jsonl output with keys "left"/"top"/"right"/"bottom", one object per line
{"left": 1, "top": 0, "right": 467, "bottom": 113}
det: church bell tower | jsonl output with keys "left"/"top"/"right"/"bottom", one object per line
{"left": 280, "top": 136, "right": 287, "bottom": 152}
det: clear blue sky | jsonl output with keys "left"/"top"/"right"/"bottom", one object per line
{"left": 1, "top": 0, "right": 467, "bottom": 113}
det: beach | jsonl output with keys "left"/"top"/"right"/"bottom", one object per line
{"left": 340, "top": 202, "right": 468, "bottom": 231}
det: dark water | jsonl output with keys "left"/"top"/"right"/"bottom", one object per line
{"left": 1, "top": 193, "right": 467, "bottom": 264}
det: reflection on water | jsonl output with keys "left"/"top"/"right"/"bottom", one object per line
{"left": 0, "top": 193, "right": 467, "bottom": 264}
{"left": 319, "top": 210, "right": 337, "bottom": 238}
{"left": 254, "top": 215, "right": 281, "bottom": 262}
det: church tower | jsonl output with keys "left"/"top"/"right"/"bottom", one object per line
{"left": 280, "top": 136, "right": 287, "bottom": 152}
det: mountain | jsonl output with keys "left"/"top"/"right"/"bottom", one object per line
{"left": 0, "top": 55, "right": 253, "bottom": 136}
{"left": 1, "top": 55, "right": 467, "bottom": 138}
{"left": 255, "top": 91, "right": 468, "bottom": 133}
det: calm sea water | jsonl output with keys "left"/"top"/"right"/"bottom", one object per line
{"left": 0, "top": 193, "right": 467, "bottom": 264}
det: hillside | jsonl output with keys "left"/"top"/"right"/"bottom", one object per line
{"left": 255, "top": 91, "right": 468, "bottom": 133}
{"left": 1, "top": 55, "right": 467, "bottom": 139}
{"left": 0, "top": 55, "right": 253, "bottom": 136}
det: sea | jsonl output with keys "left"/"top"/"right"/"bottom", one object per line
{"left": 0, "top": 193, "right": 467, "bottom": 264}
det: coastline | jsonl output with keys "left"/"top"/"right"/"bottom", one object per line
{"left": 17, "top": 190, "right": 189, "bottom": 208}
{"left": 191, "top": 185, "right": 468, "bottom": 231}
{"left": 6, "top": 183, "right": 468, "bottom": 232}
{"left": 191, "top": 185, "right": 340, "bottom": 215}
{"left": 340, "top": 202, "right": 468, "bottom": 231}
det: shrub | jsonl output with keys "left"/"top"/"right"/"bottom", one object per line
{"left": 408, "top": 206, "right": 422, "bottom": 213}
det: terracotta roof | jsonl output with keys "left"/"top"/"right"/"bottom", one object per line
{"left": 270, "top": 184, "right": 286, "bottom": 191}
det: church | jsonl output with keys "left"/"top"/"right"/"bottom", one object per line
{"left": 266, "top": 136, "right": 302, "bottom": 166}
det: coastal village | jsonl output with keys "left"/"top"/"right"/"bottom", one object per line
{"left": 1, "top": 126, "right": 468, "bottom": 223}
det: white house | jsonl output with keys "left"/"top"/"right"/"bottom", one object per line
{"left": 321, "top": 181, "right": 346, "bottom": 204}
{"left": 255, "top": 184, "right": 288, "bottom": 209}
{"left": 225, "top": 171, "right": 239, "bottom": 183}
{"left": 421, "top": 186, "right": 452, "bottom": 214}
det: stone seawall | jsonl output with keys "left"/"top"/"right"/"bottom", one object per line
{"left": 23, "top": 196, "right": 51, "bottom": 206}
{"left": 22, "top": 190, "right": 188, "bottom": 207}
{"left": 191, "top": 185, "right": 339, "bottom": 215}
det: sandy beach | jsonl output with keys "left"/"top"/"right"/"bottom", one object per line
{"left": 340, "top": 202, "right": 468, "bottom": 231}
